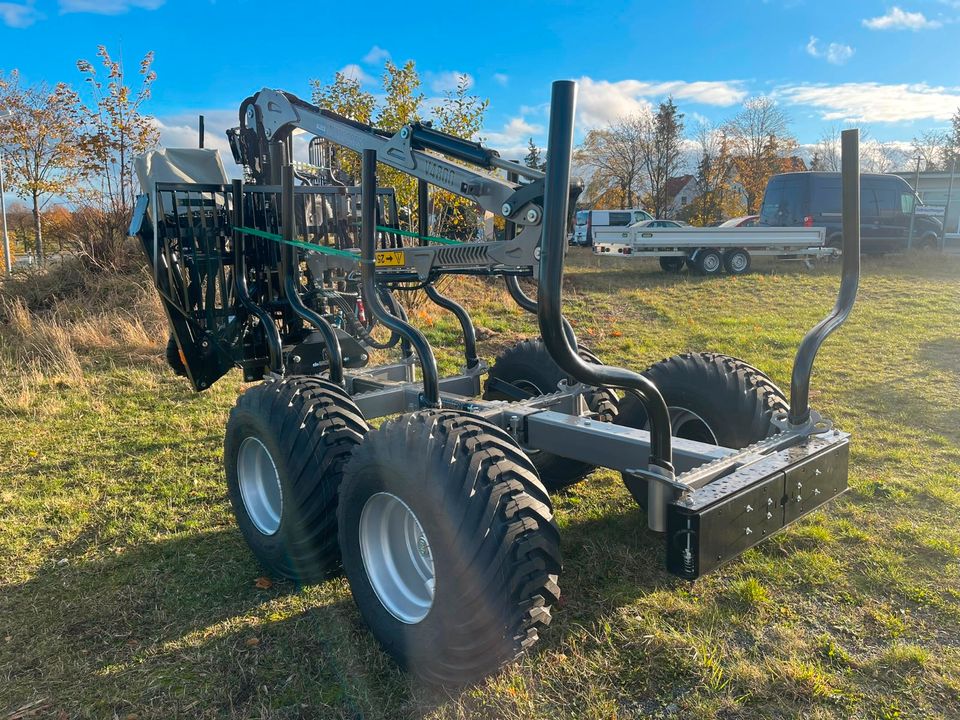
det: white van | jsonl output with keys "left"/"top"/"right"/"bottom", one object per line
{"left": 573, "top": 208, "right": 653, "bottom": 246}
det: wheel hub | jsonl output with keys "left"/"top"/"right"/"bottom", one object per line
{"left": 237, "top": 436, "right": 283, "bottom": 535}
{"left": 359, "top": 492, "right": 436, "bottom": 624}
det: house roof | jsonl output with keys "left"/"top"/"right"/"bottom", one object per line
{"left": 783, "top": 156, "right": 807, "bottom": 172}
{"left": 664, "top": 174, "right": 695, "bottom": 200}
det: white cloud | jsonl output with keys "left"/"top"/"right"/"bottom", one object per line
{"left": 0, "top": 1, "right": 40, "bottom": 26}
{"left": 152, "top": 110, "right": 242, "bottom": 178}
{"left": 426, "top": 71, "right": 474, "bottom": 94}
{"left": 777, "top": 82, "right": 960, "bottom": 122}
{"left": 483, "top": 116, "right": 544, "bottom": 160}
{"left": 362, "top": 46, "right": 390, "bottom": 65}
{"left": 60, "top": 0, "right": 164, "bottom": 13}
{"left": 574, "top": 76, "right": 748, "bottom": 128}
{"left": 862, "top": 6, "right": 942, "bottom": 30}
{"left": 492, "top": 73, "right": 509, "bottom": 87}
{"left": 337, "top": 64, "right": 376, "bottom": 86}
{"left": 805, "top": 36, "right": 855, "bottom": 65}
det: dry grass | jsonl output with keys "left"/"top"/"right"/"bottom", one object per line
{"left": 0, "top": 256, "right": 166, "bottom": 415}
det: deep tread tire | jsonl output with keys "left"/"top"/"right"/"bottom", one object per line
{"left": 165, "top": 334, "right": 187, "bottom": 377}
{"left": 338, "top": 410, "right": 562, "bottom": 685}
{"left": 483, "top": 338, "right": 618, "bottom": 491}
{"left": 225, "top": 376, "right": 369, "bottom": 582}
{"left": 617, "top": 353, "right": 788, "bottom": 507}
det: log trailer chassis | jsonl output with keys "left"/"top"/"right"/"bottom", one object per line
{"left": 132, "top": 80, "right": 861, "bottom": 685}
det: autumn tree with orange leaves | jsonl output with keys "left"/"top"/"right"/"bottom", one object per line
{"left": 0, "top": 71, "right": 85, "bottom": 260}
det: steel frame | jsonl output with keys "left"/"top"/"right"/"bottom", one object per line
{"left": 132, "top": 81, "right": 862, "bottom": 580}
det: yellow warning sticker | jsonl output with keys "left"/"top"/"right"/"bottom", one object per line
{"left": 375, "top": 250, "right": 405, "bottom": 267}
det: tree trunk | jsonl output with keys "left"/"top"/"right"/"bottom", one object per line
{"left": 32, "top": 192, "right": 43, "bottom": 261}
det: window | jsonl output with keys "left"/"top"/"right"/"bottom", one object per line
{"left": 901, "top": 193, "right": 916, "bottom": 214}
{"left": 608, "top": 212, "right": 632, "bottom": 226}
{"left": 811, "top": 182, "right": 841, "bottom": 215}
{"left": 761, "top": 177, "right": 807, "bottom": 225}
{"left": 575, "top": 211, "right": 589, "bottom": 225}
{"left": 860, "top": 189, "right": 879, "bottom": 218}
{"left": 874, "top": 187, "right": 899, "bottom": 217}
{"left": 680, "top": 195, "right": 688, "bottom": 205}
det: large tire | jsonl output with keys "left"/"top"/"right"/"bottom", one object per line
{"left": 692, "top": 248, "right": 724, "bottom": 276}
{"left": 165, "top": 334, "right": 187, "bottom": 377}
{"left": 338, "top": 410, "right": 561, "bottom": 685}
{"left": 617, "top": 352, "right": 788, "bottom": 507}
{"left": 916, "top": 233, "right": 939, "bottom": 252}
{"left": 659, "top": 256, "right": 686, "bottom": 273}
{"left": 722, "top": 248, "right": 751, "bottom": 275}
{"left": 483, "top": 338, "right": 618, "bottom": 491}
{"left": 225, "top": 376, "right": 369, "bottom": 583}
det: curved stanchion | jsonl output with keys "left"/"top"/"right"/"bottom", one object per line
{"left": 231, "top": 179, "right": 283, "bottom": 373}
{"left": 280, "top": 165, "right": 345, "bottom": 385}
{"left": 536, "top": 80, "right": 675, "bottom": 479}
{"left": 789, "top": 129, "right": 861, "bottom": 425}
{"left": 361, "top": 151, "right": 441, "bottom": 407}
{"left": 417, "top": 179, "right": 479, "bottom": 370}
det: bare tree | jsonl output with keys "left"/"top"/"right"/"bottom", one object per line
{"left": 912, "top": 130, "right": 949, "bottom": 172}
{"left": 725, "top": 97, "right": 796, "bottom": 213}
{"left": 640, "top": 98, "right": 685, "bottom": 218}
{"left": 861, "top": 140, "right": 908, "bottom": 173}
{"left": 574, "top": 113, "right": 648, "bottom": 208}
{"left": 812, "top": 126, "right": 844, "bottom": 172}
{"left": 949, "top": 107, "right": 960, "bottom": 168}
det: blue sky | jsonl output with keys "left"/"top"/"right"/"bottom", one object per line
{"left": 1, "top": 0, "right": 959, "bottom": 169}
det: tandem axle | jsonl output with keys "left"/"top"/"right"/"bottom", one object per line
{"left": 131, "top": 79, "right": 860, "bottom": 685}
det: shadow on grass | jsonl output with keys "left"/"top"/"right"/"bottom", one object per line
{"left": 0, "top": 483, "right": 689, "bottom": 719}
{"left": 918, "top": 336, "right": 960, "bottom": 377}
{"left": 0, "top": 526, "right": 377, "bottom": 719}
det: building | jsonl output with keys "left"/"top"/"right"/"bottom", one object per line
{"left": 893, "top": 169, "right": 960, "bottom": 238}
{"left": 664, "top": 175, "right": 697, "bottom": 218}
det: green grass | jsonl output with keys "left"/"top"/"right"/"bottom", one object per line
{"left": 2, "top": 251, "right": 960, "bottom": 719}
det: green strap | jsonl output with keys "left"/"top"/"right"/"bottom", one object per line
{"left": 232, "top": 226, "right": 359, "bottom": 259}
{"left": 375, "top": 225, "right": 462, "bottom": 245}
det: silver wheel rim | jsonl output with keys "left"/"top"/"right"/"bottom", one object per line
{"left": 702, "top": 253, "right": 721, "bottom": 273}
{"left": 359, "top": 492, "right": 435, "bottom": 624}
{"left": 237, "top": 437, "right": 283, "bottom": 535}
{"left": 730, "top": 252, "right": 748, "bottom": 272}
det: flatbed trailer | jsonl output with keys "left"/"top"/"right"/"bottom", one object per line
{"left": 593, "top": 226, "right": 834, "bottom": 274}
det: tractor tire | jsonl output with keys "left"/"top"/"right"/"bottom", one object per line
{"left": 225, "top": 375, "right": 369, "bottom": 583}
{"left": 722, "top": 248, "right": 752, "bottom": 275}
{"left": 659, "top": 256, "right": 686, "bottom": 273}
{"left": 617, "top": 352, "right": 788, "bottom": 508}
{"left": 165, "top": 334, "right": 187, "bottom": 377}
{"left": 483, "top": 338, "right": 618, "bottom": 491}
{"left": 916, "top": 233, "right": 939, "bottom": 252}
{"left": 338, "top": 410, "right": 561, "bottom": 685}
{"left": 692, "top": 248, "right": 724, "bottom": 276}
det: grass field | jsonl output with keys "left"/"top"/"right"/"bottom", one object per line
{"left": 1, "top": 250, "right": 959, "bottom": 719}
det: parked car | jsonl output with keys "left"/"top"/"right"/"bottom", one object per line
{"left": 759, "top": 172, "right": 942, "bottom": 253}
{"left": 719, "top": 215, "right": 759, "bottom": 228}
{"left": 573, "top": 208, "right": 653, "bottom": 246}
{"left": 631, "top": 219, "right": 687, "bottom": 229}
